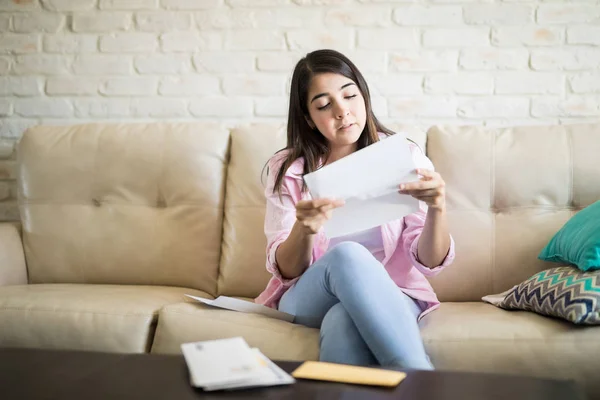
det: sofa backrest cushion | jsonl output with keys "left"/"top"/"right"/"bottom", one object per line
{"left": 218, "top": 124, "right": 286, "bottom": 297}
{"left": 18, "top": 123, "right": 229, "bottom": 296}
{"left": 426, "top": 124, "right": 600, "bottom": 301}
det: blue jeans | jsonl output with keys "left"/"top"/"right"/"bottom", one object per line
{"left": 279, "top": 241, "right": 433, "bottom": 370}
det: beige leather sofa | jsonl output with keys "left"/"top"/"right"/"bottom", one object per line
{"left": 1, "top": 122, "right": 599, "bottom": 398}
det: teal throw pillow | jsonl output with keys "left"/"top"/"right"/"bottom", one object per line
{"left": 484, "top": 266, "right": 600, "bottom": 325}
{"left": 538, "top": 200, "right": 600, "bottom": 271}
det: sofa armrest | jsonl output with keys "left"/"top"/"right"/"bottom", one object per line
{"left": 0, "top": 222, "right": 27, "bottom": 286}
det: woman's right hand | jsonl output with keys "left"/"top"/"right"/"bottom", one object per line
{"left": 295, "top": 198, "right": 345, "bottom": 235}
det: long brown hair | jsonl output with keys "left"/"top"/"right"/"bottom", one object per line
{"left": 271, "top": 49, "right": 395, "bottom": 196}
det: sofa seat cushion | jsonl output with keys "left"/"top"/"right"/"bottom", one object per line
{"left": 150, "top": 300, "right": 319, "bottom": 361}
{"left": 0, "top": 284, "right": 210, "bottom": 353}
{"left": 420, "top": 302, "right": 600, "bottom": 399}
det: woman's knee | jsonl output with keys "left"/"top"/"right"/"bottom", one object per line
{"left": 328, "top": 241, "right": 370, "bottom": 258}
{"left": 327, "top": 241, "right": 377, "bottom": 268}
{"left": 325, "top": 241, "right": 384, "bottom": 279}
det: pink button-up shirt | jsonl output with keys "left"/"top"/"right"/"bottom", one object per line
{"left": 255, "top": 138, "right": 455, "bottom": 321}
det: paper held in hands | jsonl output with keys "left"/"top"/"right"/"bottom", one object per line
{"left": 303, "top": 132, "right": 420, "bottom": 238}
{"left": 185, "top": 294, "right": 295, "bottom": 323}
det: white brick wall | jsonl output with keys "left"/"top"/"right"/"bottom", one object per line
{"left": 0, "top": 0, "right": 599, "bottom": 221}
{"left": 72, "top": 12, "right": 132, "bottom": 32}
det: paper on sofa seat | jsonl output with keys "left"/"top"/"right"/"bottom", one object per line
{"left": 185, "top": 295, "right": 294, "bottom": 323}
{"left": 303, "top": 133, "right": 420, "bottom": 238}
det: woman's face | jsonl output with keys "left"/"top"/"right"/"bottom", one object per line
{"left": 305, "top": 73, "right": 367, "bottom": 154}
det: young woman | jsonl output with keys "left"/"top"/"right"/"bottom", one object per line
{"left": 255, "top": 49, "right": 455, "bottom": 370}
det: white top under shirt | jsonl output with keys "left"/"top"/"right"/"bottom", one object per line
{"left": 327, "top": 226, "right": 386, "bottom": 263}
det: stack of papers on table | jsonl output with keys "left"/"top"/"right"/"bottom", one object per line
{"left": 181, "top": 337, "right": 295, "bottom": 391}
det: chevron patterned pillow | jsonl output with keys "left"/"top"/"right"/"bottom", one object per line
{"left": 483, "top": 266, "right": 600, "bottom": 325}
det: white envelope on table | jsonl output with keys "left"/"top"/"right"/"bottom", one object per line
{"left": 181, "top": 337, "right": 261, "bottom": 388}
{"left": 202, "top": 348, "right": 296, "bottom": 391}
{"left": 181, "top": 338, "right": 295, "bottom": 391}
{"left": 303, "top": 133, "right": 420, "bottom": 238}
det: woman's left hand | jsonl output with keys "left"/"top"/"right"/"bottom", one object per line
{"left": 399, "top": 168, "right": 446, "bottom": 211}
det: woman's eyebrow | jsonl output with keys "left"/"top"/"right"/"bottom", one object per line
{"left": 310, "top": 82, "right": 356, "bottom": 104}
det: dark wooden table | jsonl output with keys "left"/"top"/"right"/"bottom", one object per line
{"left": 0, "top": 348, "right": 585, "bottom": 400}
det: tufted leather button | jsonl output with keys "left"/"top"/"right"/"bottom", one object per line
{"left": 157, "top": 199, "right": 166, "bottom": 208}
{"left": 92, "top": 199, "right": 101, "bottom": 207}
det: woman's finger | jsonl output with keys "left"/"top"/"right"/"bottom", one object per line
{"left": 303, "top": 203, "right": 339, "bottom": 217}
{"left": 297, "top": 208, "right": 321, "bottom": 220}
{"left": 416, "top": 168, "right": 437, "bottom": 179}
{"left": 297, "top": 198, "right": 344, "bottom": 210}
{"left": 296, "top": 199, "right": 326, "bottom": 210}
{"left": 400, "top": 188, "right": 441, "bottom": 197}
{"left": 298, "top": 205, "right": 338, "bottom": 222}
{"left": 412, "top": 194, "right": 437, "bottom": 201}
{"left": 330, "top": 199, "right": 345, "bottom": 208}
{"left": 400, "top": 180, "right": 441, "bottom": 192}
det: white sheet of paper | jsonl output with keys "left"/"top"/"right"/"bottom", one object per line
{"left": 203, "top": 348, "right": 295, "bottom": 391}
{"left": 185, "top": 295, "right": 295, "bottom": 323}
{"left": 303, "top": 133, "right": 420, "bottom": 238}
{"left": 181, "top": 337, "right": 261, "bottom": 388}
